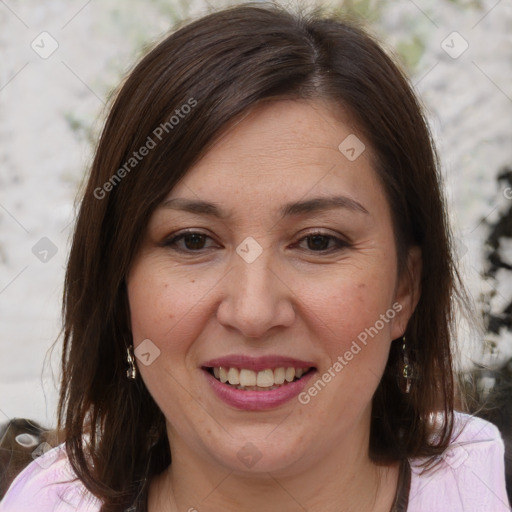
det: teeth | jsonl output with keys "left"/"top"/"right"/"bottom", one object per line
{"left": 210, "top": 366, "right": 311, "bottom": 389}
{"left": 219, "top": 367, "right": 228, "bottom": 383}
{"left": 227, "top": 367, "right": 240, "bottom": 385}
{"left": 274, "top": 367, "right": 285, "bottom": 385}
{"left": 256, "top": 369, "right": 274, "bottom": 387}
{"left": 239, "top": 369, "right": 256, "bottom": 387}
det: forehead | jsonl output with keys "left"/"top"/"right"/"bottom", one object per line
{"left": 164, "top": 99, "right": 386, "bottom": 218}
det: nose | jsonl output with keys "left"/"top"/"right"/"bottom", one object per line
{"left": 216, "top": 245, "right": 296, "bottom": 338}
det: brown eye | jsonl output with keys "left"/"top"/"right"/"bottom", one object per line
{"left": 306, "top": 235, "right": 331, "bottom": 251}
{"left": 163, "top": 231, "right": 218, "bottom": 252}
{"left": 182, "top": 233, "right": 207, "bottom": 250}
{"left": 296, "top": 232, "right": 350, "bottom": 253}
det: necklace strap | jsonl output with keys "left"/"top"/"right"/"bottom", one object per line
{"left": 390, "top": 458, "right": 411, "bottom": 512}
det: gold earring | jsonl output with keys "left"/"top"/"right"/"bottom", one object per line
{"left": 126, "top": 345, "right": 137, "bottom": 380}
{"left": 401, "top": 337, "right": 413, "bottom": 394}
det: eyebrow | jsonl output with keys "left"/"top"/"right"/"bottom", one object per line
{"left": 279, "top": 195, "right": 369, "bottom": 217}
{"left": 159, "top": 195, "right": 369, "bottom": 219}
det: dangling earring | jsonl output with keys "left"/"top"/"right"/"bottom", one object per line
{"left": 126, "top": 345, "right": 137, "bottom": 380}
{"left": 401, "top": 336, "right": 414, "bottom": 394}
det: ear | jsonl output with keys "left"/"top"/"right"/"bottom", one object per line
{"left": 390, "top": 245, "right": 422, "bottom": 340}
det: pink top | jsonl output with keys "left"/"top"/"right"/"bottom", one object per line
{"left": 1, "top": 412, "right": 510, "bottom": 511}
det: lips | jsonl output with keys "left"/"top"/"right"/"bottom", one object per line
{"left": 201, "top": 355, "right": 317, "bottom": 410}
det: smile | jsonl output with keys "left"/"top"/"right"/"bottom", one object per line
{"left": 208, "top": 366, "right": 313, "bottom": 390}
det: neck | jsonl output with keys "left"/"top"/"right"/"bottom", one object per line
{"left": 148, "top": 419, "right": 400, "bottom": 512}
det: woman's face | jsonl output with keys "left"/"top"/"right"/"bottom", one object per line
{"left": 127, "top": 99, "right": 420, "bottom": 475}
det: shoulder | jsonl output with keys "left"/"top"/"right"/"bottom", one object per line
{"left": 0, "top": 443, "right": 101, "bottom": 512}
{"left": 407, "top": 411, "right": 511, "bottom": 512}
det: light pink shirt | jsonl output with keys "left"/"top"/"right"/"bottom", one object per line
{"left": 1, "top": 412, "right": 510, "bottom": 511}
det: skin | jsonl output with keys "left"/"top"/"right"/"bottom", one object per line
{"left": 126, "top": 99, "right": 422, "bottom": 512}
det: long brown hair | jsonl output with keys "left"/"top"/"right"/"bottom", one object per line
{"left": 59, "top": 3, "right": 462, "bottom": 509}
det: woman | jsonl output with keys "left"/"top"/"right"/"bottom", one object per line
{"left": 1, "top": 3, "right": 509, "bottom": 511}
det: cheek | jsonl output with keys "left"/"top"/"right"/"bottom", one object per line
{"left": 126, "top": 258, "right": 215, "bottom": 358}
{"left": 296, "top": 266, "right": 398, "bottom": 414}
{"left": 126, "top": 259, "right": 219, "bottom": 425}
{"left": 296, "top": 274, "right": 398, "bottom": 419}
{"left": 301, "top": 264, "right": 397, "bottom": 351}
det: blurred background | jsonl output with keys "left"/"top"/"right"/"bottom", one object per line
{"left": 0, "top": 0, "right": 511, "bottom": 430}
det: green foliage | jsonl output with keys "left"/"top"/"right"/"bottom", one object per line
{"left": 332, "top": 0, "right": 383, "bottom": 22}
{"left": 447, "top": 0, "right": 483, "bottom": 7}
{"left": 396, "top": 36, "right": 426, "bottom": 71}
{"left": 63, "top": 112, "right": 95, "bottom": 146}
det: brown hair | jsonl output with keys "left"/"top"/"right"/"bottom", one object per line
{"left": 59, "top": 2, "right": 462, "bottom": 510}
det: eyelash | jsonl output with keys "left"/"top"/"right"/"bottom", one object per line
{"left": 161, "top": 229, "right": 350, "bottom": 254}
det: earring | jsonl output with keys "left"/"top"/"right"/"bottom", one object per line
{"left": 401, "top": 337, "right": 414, "bottom": 394}
{"left": 126, "top": 345, "right": 137, "bottom": 380}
